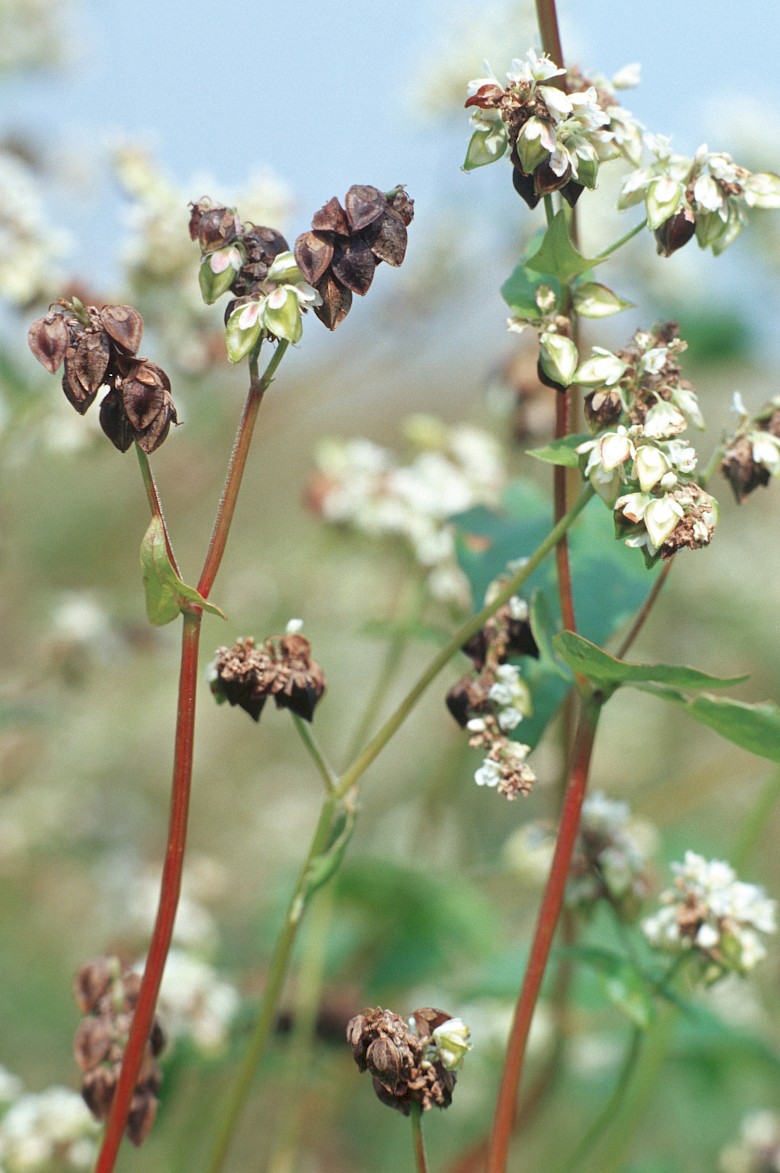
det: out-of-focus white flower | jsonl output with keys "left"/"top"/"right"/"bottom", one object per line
{"left": 718, "top": 1109, "right": 780, "bottom": 1172}
{"left": 310, "top": 418, "right": 506, "bottom": 606}
{"left": 642, "top": 851, "right": 777, "bottom": 982}
{"left": 566, "top": 791, "right": 655, "bottom": 920}
{"left": 143, "top": 948, "right": 241, "bottom": 1055}
{"left": 0, "top": 150, "right": 69, "bottom": 307}
{"left": 0, "top": 1084, "right": 99, "bottom": 1170}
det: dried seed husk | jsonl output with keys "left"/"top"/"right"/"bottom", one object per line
{"left": 61, "top": 365, "right": 99, "bottom": 414}
{"left": 135, "top": 390, "right": 177, "bottom": 454}
{"left": 366, "top": 208, "right": 407, "bottom": 266}
{"left": 99, "top": 387, "right": 135, "bottom": 452}
{"left": 294, "top": 230, "right": 334, "bottom": 285}
{"left": 100, "top": 304, "right": 144, "bottom": 354}
{"left": 312, "top": 196, "right": 350, "bottom": 235}
{"left": 390, "top": 189, "right": 414, "bottom": 226}
{"left": 71, "top": 330, "right": 111, "bottom": 396}
{"left": 331, "top": 238, "right": 376, "bottom": 296}
{"left": 314, "top": 271, "right": 352, "bottom": 330}
{"left": 344, "top": 184, "right": 386, "bottom": 232}
{"left": 28, "top": 312, "right": 68, "bottom": 373}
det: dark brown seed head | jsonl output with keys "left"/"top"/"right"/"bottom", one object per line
{"left": 100, "top": 304, "right": 144, "bottom": 354}
{"left": 655, "top": 206, "right": 696, "bottom": 256}
{"left": 28, "top": 311, "right": 68, "bottom": 373}
{"left": 344, "top": 184, "right": 386, "bottom": 232}
{"left": 74, "top": 955, "right": 119, "bottom": 1013}
{"left": 312, "top": 196, "right": 350, "bottom": 235}
{"left": 314, "top": 271, "right": 353, "bottom": 330}
{"left": 294, "top": 230, "right": 334, "bottom": 286}
{"left": 99, "top": 386, "right": 136, "bottom": 452}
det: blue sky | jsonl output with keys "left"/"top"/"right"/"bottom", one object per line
{"left": 6, "top": 0, "right": 780, "bottom": 304}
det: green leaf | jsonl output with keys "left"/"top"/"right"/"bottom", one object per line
{"left": 560, "top": 946, "right": 655, "bottom": 1028}
{"left": 638, "top": 686, "right": 780, "bottom": 763}
{"left": 140, "top": 517, "right": 227, "bottom": 626}
{"left": 452, "top": 482, "right": 660, "bottom": 748}
{"left": 524, "top": 210, "right": 603, "bottom": 284}
{"left": 529, "top": 591, "right": 570, "bottom": 680}
{"left": 500, "top": 264, "right": 560, "bottom": 319}
{"left": 553, "top": 631, "right": 748, "bottom": 690}
{"left": 526, "top": 434, "right": 591, "bottom": 467}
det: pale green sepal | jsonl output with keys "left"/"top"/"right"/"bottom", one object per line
{"left": 572, "top": 282, "right": 633, "bottom": 319}
{"left": 645, "top": 177, "right": 685, "bottom": 230}
{"left": 267, "top": 250, "right": 303, "bottom": 284}
{"left": 539, "top": 331, "right": 579, "bottom": 387}
{"left": 263, "top": 288, "right": 303, "bottom": 344}
{"left": 140, "top": 516, "right": 227, "bottom": 626}
{"left": 225, "top": 302, "right": 263, "bottom": 364}
{"left": 463, "top": 127, "right": 507, "bottom": 170}
{"left": 743, "top": 172, "right": 780, "bottom": 209}
{"left": 199, "top": 254, "right": 238, "bottom": 305}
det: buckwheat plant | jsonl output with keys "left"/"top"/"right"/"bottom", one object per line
{"left": 18, "top": 1, "right": 780, "bottom": 1172}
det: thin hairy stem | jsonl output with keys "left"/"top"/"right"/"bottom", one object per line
{"left": 136, "top": 445, "right": 181, "bottom": 576}
{"left": 614, "top": 560, "right": 673, "bottom": 659}
{"left": 555, "top": 1026, "right": 644, "bottom": 1173}
{"left": 198, "top": 341, "right": 288, "bottom": 598}
{"left": 486, "top": 697, "right": 602, "bottom": 1173}
{"left": 94, "top": 611, "right": 201, "bottom": 1173}
{"left": 411, "top": 1104, "right": 430, "bottom": 1173}
{"left": 335, "top": 485, "right": 594, "bottom": 800}
{"left": 204, "top": 793, "right": 343, "bottom": 1173}
{"left": 292, "top": 715, "right": 339, "bottom": 794}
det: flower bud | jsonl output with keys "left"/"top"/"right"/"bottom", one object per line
{"left": 515, "top": 118, "right": 550, "bottom": 176}
{"left": 574, "top": 347, "right": 627, "bottom": 387}
{"left": 742, "top": 171, "right": 780, "bottom": 209}
{"left": 263, "top": 285, "right": 303, "bottom": 345}
{"left": 572, "top": 282, "right": 633, "bottom": 319}
{"left": 645, "top": 176, "right": 685, "bottom": 230}
{"left": 634, "top": 444, "right": 670, "bottom": 491}
{"left": 539, "top": 330, "right": 579, "bottom": 389}
{"left": 599, "top": 428, "right": 633, "bottom": 470}
{"left": 432, "top": 1018, "right": 472, "bottom": 1071}
{"left": 225, "top": 297, "right": 264, "bottom": 364}
{"left": 199, "top": 246, "right": 243, "bottom": 305}
{"left": 644, "top": 495, "right": 683, "bottom": 549}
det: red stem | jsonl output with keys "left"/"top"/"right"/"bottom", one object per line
{"left": 94, "top": 611, "right": 201, "bottom": 1172}
{"left": 534, "top": 0, "right": 564, "bottom": 67}
{"left": 486, "top": 698, "right": 601, "bottom": 1173}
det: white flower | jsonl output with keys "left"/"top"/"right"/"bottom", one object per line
{"left": 431, "top": 1017, "right": 472, "bottom": 1070}
{"left": 475, "top": 758, "right": 501, "bottom": 788}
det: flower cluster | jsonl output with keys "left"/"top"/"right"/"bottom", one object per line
{"left": 189, "top": 197, "right": 319, "bottom": 358}
{"left": 619, "top": 135, "right": 780, "bottom": 256}
{"left": 574, "top": 322, "right": 718, "bottom": 565}
{"left": 209, "top": 622, "right": 326, "bottom": 724}
{"left": 0, "top": 1067, "right": 99, "bottom": 1171}
{"left": 346, "top": 1006, "right": 470, "bottom": 1115}
{"left": 294, "top": 184, "right": 414, "bottom": 329}
{"left": 566, "top": 791, "right": 655, "bottom": 922}
{"left": 309, "top": 416, "right": 506, "bottom": 605}
{"left": 73, "top": 955, "right": 165, "bottom": 1147}
{"left": 642, "top": 851, "right": 777, "bottom": 983}
{"left": 718, "top": 1110, "right": 780, "bottom": 1172}
{"left": 446, "top": 589, "right": 539, "bottom": 800}
{"left": 27, "top": 300, "right": 177, "bottom": 453}
{"left": 114, "top": 145, "right": 292, "bottom": 373}
{"left": 464, "top": 50, "right": 639, "bottom": 206}
{"left": 721, "top": 393, "right": 780, "bottom": 503}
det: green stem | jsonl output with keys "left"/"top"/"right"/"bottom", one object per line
{"left": 345, "top": 576, "right": 428, "bottom": 764}
{"left": 698, "top": 441, "right": 727, "bottom": 489}
{"left": 591, "top": 1004, "right": 678, "bottom": 1173}
{"left": 486, "top": 696, "right": 602, "bottom": 1173}
{"left": 136, "top": 446, "right": 181, "bottom": 577}
{"left": 555, "top": 1026, "right": 644, "bottom": 1173}
{"left": 593, "top": 218, "right": 648, "bottom": 263}
{"left": 203, "top": 793, "right": 341, "bottom": 1173}
{"left": 411, "top": 1103, "right": 430, "bottom": 1173}
{"left": 198, "top": 341, "right": 288, "bottom": 599}
{"left": 292, "top": 715, "right": 339, "bottom": 794}
{"left": 731, "top": 767, "right": 780, "bottom": 873}
{"left": 335, "top": 485, "right": 594, "bottom": 800}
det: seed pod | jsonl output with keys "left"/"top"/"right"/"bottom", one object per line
{"left": 344, "top": 184, "right": 386, "bottom": 232}
{"left": 365, "top": 208, "right": 408, "bottom": 266}
{"left": 294, "top": 230, "right": 334, "bottom": 286}
{"left": 312, "top": 196, "right": 350, "bottom": 235}
{"left": 314, "top": 271, "right": 353, "bottom": 330}
{"left": 99, "top": 386, "right": 135, "bottom": 452}
{"left": 28, "top": 311, "right": 68, "bottom": 373}
{"left": 69, "top": 329, "right": 111, "bottom": 400}
{"left": 100, "top": 304, "right": 144, "bottom": 354}
{"left": 331, "top": 238, "right": 376, "bottom": 296}
{"left": 655, "top": 206, "right": 696, "bottom": 256}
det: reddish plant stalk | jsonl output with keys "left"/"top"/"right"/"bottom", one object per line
{"left": 534, "top": 0, "right": 564, "bottom": 68}
{"left": 94, "top": 344, "right": 287, "bottom": 1172}
{"left": 615, "top": 560, "right": 673, "bottom": 659}
{"left": 94, "top": 610, "right": 201, "bottom": 1172}
{"left": 486, "top": 698, "right": 601, "bottom": 1173}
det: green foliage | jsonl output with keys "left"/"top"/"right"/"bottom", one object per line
{"left": 524, "top": 210, "right": 603, "bottom": 284}
{"left": 140, "top": 516, "right": 226, "bottom": 626}
{"left": 553, "top": 631, "right": 748, "bottom": 691}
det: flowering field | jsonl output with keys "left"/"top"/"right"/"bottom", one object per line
{"left": 3, "top": 2, "right": 780, "bottom": 1172}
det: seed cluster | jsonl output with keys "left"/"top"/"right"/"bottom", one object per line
{"left": 210, "top": 633, "right": 326, "bottom": 723}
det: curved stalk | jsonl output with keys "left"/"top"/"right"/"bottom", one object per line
{"left": 136, "top": 446, "right": 180, "bottom": 577}
{"left": 486, "top": 696, "right": 602, "bottom": 1173}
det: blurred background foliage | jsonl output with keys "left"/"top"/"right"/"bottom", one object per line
{"left": 2, "top": 1, "right": 780, "bottom": 1170}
